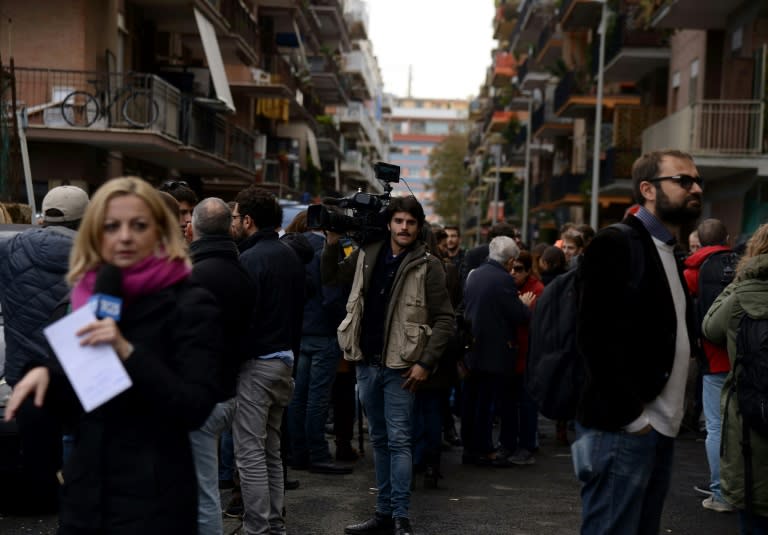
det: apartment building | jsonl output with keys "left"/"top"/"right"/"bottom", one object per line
{"left": 0, "top": 0, "right": 387, "bottom": 208}
{"left": 643, "top": 0, "right": 768, "bottom": 241}
{"left": 385, "top": 96, "right": 469, "bottom": 223}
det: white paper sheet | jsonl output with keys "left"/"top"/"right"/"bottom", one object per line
{"left": 43, "top": 306, "right": 133, "bottom": 412}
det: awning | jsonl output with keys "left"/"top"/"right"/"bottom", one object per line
{"left": 194, "top": 8, "right": 235, "bottom": 113}
{"left": 306, "top": 127, "right": 320, "bottom": 167}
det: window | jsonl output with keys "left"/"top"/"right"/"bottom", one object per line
{"left": 732, "top": 27, "right": 743, "bottom": 52}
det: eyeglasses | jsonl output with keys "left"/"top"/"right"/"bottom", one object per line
{"left": 646, "top": 174, "right": 703, "bottom": 190}
{"left": 159, "top": 180, "right": 190, "bottom": 191}
{"left": 512, "top": 265, "right": 526, "bottom": 273}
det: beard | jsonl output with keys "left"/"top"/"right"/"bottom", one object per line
{"left": 655, "top": 186, "right": 702, "bottom": 226}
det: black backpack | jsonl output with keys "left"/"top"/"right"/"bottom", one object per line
{"left": 733, "top": 313, "right": 768, "bottom": 437}
{"left": 728, "top": 312, "right": 768, "bottom": 529}
{"left": 527, "top": 223, "right": 643, "bottom": 420}
{"left": 696, "top": 250, "right": 739, "bottom": 329}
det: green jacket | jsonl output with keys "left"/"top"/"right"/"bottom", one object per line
{"left": 321, "top": 239, "right": 454, "bottom": 370}
{"left": 702, "top": 253, "right": 768, "bottom": 515}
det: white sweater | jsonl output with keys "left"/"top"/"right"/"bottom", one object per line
{"left": 624, "top": 237, "right": 690, "bottom": 437}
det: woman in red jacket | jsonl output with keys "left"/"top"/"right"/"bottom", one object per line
{"left": 502, "top": 250, "right": 544, "bottom": 464}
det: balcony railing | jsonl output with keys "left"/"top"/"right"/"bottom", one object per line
{"left": 339, "top": 102, "right": 382, "bottom": 155}
{"left": 554, "top": 71, "right": 578, "bottom": 114}
{"left": 509, "top": 0, "right": 533, "bottom": 46}
{"left": 14, "top": 68, "right": 181, "bottom": 139}
{"left": 184, "top": 102, "right": 255, "bottom": 170}
{"left": 642, "top": 100, "right": 766, "bottom": 155}
{"left": 342, "top": 50, "right": 376, "bottom": 100}
{"left": 219, "top": 0, "right": 258, "bottom": 51}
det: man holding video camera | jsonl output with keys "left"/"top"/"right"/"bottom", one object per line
{"left": 321, "top": 195, "right": 454, "bottom": 535}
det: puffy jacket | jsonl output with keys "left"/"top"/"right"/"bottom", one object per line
{"left": 702, "top": 253, "right": 768, "bottom": 515}
{"left": 0, "top": 226, "right": 75, "bottom": 386}
{"left": 322, "top": 240, "right": 454, "bottom": 370}
{"left": 300, "top": 232, "right": 347, "bottom": 337}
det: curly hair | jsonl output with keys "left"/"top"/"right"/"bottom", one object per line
{"left": 234, "top": 186, "right": 283, "bottom": 230}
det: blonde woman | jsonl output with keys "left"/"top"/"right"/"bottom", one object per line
{"left": 703, "top": 223, "right": 768, "bottom": 534}
{"left": 5, "top": 177, "right": 221, "bottom": 534}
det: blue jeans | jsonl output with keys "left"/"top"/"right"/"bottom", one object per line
{"left": 571, "top": 423, "right": 674, "bottom": 535}
{"left": 287, "top": 335, "right": 340, "bottom": 464}
{"left": 190, "top": 399, "right": 236, "bottom": 535}
{"left": 356, "top": 364, "right": 415, "bottom": 519}
{"left": 412, "top": 389, "right": 443, "bottom": 467}
{"left": 702, "top": 373, "right": 727, "bottom": 501}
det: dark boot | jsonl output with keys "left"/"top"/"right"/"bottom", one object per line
{"left": 344, "top": 512, "right": 394, "bottom": 534}
{"left": 394, "top": 517, "right": 414, "bottom": 535}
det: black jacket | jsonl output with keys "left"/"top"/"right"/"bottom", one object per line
{"left": 190, "top": 236, "right": 256, "bottom": 400}
{"left": 239, "top": 229, "right": 306, "bottom": 358}
{"left": 49, "top": 280, "right": 221, "bottom": 533}
{"left": 576, "top": 216, "right": 698, "bottom": 430}
{"left": 463, "top": 259, "right": 530, "bottom": 374}
{"left": 300, "top": 232, "right": 347, "bottom": 337}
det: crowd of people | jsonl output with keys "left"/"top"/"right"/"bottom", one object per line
{"left": 0, "top": 146, "right": 766, "bottom": 535}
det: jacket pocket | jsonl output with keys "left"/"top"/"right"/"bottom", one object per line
{"left": 337, "top": 313, "right": 362, "bottom": 362}
{"left": 399, "top": 322, "right": 432, "bottom": 363}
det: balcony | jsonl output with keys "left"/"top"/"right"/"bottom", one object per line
{"left": 487, "top": 110, "right": 521, "bottom": 134}
{"left": 338, "top": 102, "right": 383, "bottom": 157}
{"left": 344, "top": 0, "right": 369, "bottom": 40}
{"left": 309, "top": 2, "right": 350, "bottom": 50}
{"left": 651, "top": 0, "right": 745, "bottom": 29}
{"left": 559, "top": 0, "right": 602, "bottom": 31}
{"left": 340, "top": 150, "right": 380, "bottom": 191}
{"left": 494, "top": 2, "right": 521, "bottom": 40}
{"left": 315, "top": 121, "right": 343, "bottom": 160}
{"left": 509, "top": 0, "right": 556, "bottom": 52}
{"left": 603, "top": 15, "right": 670, "bottom": 83}
{"left": 308, "top": 55, "right": 349, "bottom": 105}
{"left": 14, "top": 67, "right": 254, "bottom": 175}
{"left": 518, "top": 56, "right": 550, "bottom": 91}
{"left": 554, "top": 71, "right": 640, "bottom": 118}
{"left": 491, "top": 52, "right": 517, "bottom": 88}
{"left": 342, "top": 49, "right": 376, "bottom": 101}
{"left": 535, "top": 22, "right": 563, "bottom": 67}
{"left": 532, "top": 102, "right": 573, "bottom": 138}
{"left": 218, "top": 0, "right": 259, "bottom": 63}
{"left": 642, "top": 100, "right": 766, "bottom": 156}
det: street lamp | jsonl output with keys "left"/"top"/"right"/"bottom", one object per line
{"left": 590, "top": 0, "right": 608, "bottom": 230}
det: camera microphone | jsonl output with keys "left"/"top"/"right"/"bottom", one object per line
{"left": 89, "top": 264, "right": 123, "bottom": 321}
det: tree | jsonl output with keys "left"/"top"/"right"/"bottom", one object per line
{"left": 427, "top": 133, "right": 469, "bottom": 224}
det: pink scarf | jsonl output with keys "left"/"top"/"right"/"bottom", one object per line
{"left": 71, "top": 255, "right": 191, "bottom": 310}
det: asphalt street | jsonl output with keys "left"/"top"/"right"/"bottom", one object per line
{"left": 0, "top": 419, "right": 738, "bottom": 535}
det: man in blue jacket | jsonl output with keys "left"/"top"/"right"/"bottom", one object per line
{"left": 0, "top": 185, "right": 89, "bottom": 513}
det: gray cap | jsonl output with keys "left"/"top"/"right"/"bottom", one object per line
{"left": 42, "top": 185, "right": 89, "bottom": 223}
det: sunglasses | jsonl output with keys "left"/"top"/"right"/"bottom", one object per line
{"left": 646, "top": 174, "right": 703, "bottom": 190}
{"left": 512, "top": 265, "right": 526, "bottom": 273}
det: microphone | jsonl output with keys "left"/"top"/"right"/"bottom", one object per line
{"left": 88, "top": 264, "right": 123, "bottom": 321}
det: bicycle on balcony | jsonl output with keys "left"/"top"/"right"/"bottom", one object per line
{"left": 60, "top": 75, "right": 159, "bottom": 129}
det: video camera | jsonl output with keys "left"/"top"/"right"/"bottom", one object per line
{"left": 306, "top": 161, "right": 401, "bottom": 245}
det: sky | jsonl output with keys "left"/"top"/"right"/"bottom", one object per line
{"left": 366, "top": 0, "right": 496, "bottom": 100}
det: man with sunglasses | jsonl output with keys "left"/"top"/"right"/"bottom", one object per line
{"left": 573, "top": 150, "right": 703, "bottom": 534}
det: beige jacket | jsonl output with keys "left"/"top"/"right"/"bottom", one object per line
{"left": 322, "top": 239, "right": 454, "bottom": 370}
